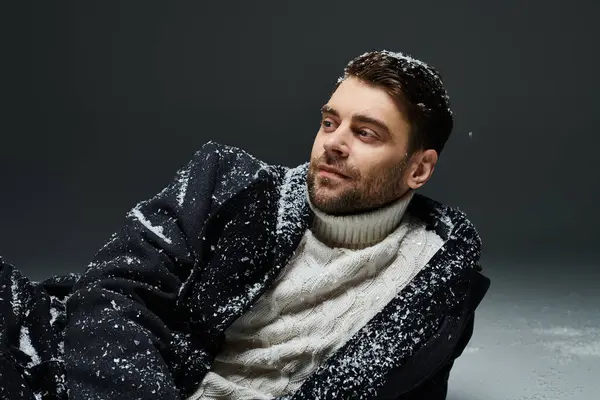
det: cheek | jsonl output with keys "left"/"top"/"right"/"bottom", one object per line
{"left": 354, "top": 158, "right": 398, "bottom": 184}
{"left": 351, "top": 156, "right": 382, "bottom": 178}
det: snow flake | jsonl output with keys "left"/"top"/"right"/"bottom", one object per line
{"left": 128, "top": 205, "right": 173, "bottom": 244}
{"left": 49, "top": 307, "right": 60, "bottom": 325}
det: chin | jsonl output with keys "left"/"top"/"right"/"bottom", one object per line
{"left": 309, "top": 186, "right": 331, "bottom": 204}
{"left": 314, "top": 182, "right": 342, "bottom": 196}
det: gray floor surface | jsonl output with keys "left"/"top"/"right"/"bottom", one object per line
{"left": 448, "top": 262, "right": 599, "bottom": 400}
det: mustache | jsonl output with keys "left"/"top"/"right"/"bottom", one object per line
{"left": 311, "top": 155, "right": 358, "bottom": 179}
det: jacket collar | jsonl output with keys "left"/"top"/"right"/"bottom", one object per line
{"left": 269, "top": 163, "right": 314, "bottom": 278}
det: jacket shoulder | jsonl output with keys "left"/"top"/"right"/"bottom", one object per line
{"left": 188, "top": 142, "right": 288, "bottom": 203}
{"left": 408, "top": 193, "right": 483, "bottom": 271}
{"left": 194, "top": 141, "right": 270, "bottom": 172}
{"left": 408, "top": 194, "right": 479, "bottom": 240}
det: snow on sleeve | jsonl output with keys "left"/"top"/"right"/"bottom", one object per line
{"left": 176, "top": 166, "right": 191, "bottom": 207}
{"left": 10, "top": 271, "right": 23, "bottom": 315}
{"left": 128, "top": 205, "right": 173, "bottom": 244}
{"left": 19, "top": 326, "right": 41, "bottom": 367}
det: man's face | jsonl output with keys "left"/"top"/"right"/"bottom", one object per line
{"left": 307, "top": 76, "right": 413, "bottom": 215}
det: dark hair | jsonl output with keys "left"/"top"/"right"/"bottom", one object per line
{"left": 334, "top": 50, "right": 453, "bottom": 156}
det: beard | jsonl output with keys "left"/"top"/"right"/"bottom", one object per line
{"left": 306, "top": 152, "right": 408, "bottom": 216}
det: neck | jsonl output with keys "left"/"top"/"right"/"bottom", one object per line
{"left": 306, "top": 189, "right": 415, "bottom": 249}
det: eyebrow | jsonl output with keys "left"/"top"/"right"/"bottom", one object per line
{"left": 321, "top": 105, "right": 391, "bottom": 136}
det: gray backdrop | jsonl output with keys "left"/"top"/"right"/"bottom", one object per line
{"left": 3, "top": 1, "right": 600, "bottom": 398}
{"left": 4, "top": 1, "right": 599, "bottom": 276}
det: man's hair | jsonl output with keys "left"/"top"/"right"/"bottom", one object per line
{"left": 334, "top": 50, "right": 453, "bottom": 156}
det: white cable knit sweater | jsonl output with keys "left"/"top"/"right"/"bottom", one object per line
{"left": 187, "top": 189, "right": 444, "bottom": 400}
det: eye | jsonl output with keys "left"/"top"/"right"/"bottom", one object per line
{"left": 356, "top": 129, "right": 376, "bottom": 140}
{"left": 322, "top": 119, "right": 336, "bottom": 129}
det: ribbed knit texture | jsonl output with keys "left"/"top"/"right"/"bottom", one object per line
{"left": 307, "top": 190, "right": 414, "bottom": 250}
{"left": 187, "top": 189, "right": 444, "bottom": 400}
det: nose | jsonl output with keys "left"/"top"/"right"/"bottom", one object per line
{"left": 323, "top": 127, "right": 350, "bottom": 158}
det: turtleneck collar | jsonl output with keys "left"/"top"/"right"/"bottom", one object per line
{"left": 305, "top": 187, "right": 415, "bottom": 250}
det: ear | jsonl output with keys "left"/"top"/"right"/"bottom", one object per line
{"left": 406, "top": 149, "right": 438, "bottom": 190}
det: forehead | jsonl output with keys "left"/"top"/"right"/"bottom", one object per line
{"left": 325, "top": 78, "right": 411, "bottom": 142}
{"left": 328, "top": 77, "right": 404, "bottom": 123}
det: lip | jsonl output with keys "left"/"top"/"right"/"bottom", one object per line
{"left": 318, "top": 165, "right": 348, "bottom": 179}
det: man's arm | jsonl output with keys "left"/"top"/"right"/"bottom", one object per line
{"left": 64, "top": 143, "right": 222, "bottom": 400}
{"left": 393, "top": 314, "right": 476, "bottom": 400}
{"left": 394, "top": 363, "right": 453, "bottom": 400}
{"left": 392, "top": 266, "right": 490, "bottom": 400}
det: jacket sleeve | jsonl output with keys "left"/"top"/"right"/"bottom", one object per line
{"left": 63, "top": 143, "right": 222, "bottom": 400}
{"left": 393, "top": 315, "right": 475, "bottom": 400}
{"left": 392, "top": 266, "right": 490, "bottom": 400}
{"left": 393, "top": 363, "right": 453, "bottom": 400}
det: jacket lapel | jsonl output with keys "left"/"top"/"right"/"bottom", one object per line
{"left": 268, "top": 163, "right": 314, "bottom": 282}
{"left": 178, "top": 163, "right": 313, "bottom": 345}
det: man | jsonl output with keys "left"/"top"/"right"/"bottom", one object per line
{"left": 1, "top": 50, "right": 490, "bottom": 400}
